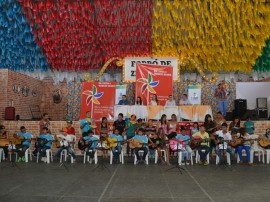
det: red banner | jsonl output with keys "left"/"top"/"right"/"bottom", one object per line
{"left": 136, "top": 63, "right": 173, "bottom": 105}
{"left": 80, "top": 82, "right": 117, "bottom": 121}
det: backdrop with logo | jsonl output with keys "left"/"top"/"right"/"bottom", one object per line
{"left": 124, "top": 57, "right": 178, "bottom": 82}
{"left": 80, "top": 82, "right": 117, "bottom": 121}
{"left": 188, "top": 85, "right": 202, "bottom": 105}
{"left": 135, "top": 63, "right": 173, "bottom": 106}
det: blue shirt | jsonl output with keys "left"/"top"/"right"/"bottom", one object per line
{"left": 83, "top": 136, "right": 98, "bottom": 148}
{"left": 110, "top": 134, "right": 124, "bottom": 147}
{"left": 118, "top": 100, "right": 130, "bottom": 105}
{"left": 191, "top": 128, "right": 199, "bottom": 135}
{"left": 133, "top": 135, "right": 148, "bottom": 147}
{"left": 18, "top": 132, "right": 32, "bottom": 147}
{"left": 244, "top": 121, "right": 254, "bottom": 134}
{"left": 176, "top": 134, "right": 190, "bottom": 146}
{"left": 262, "top": 133, "right": 269, "bottom": 138}
{"left": 39, "top": 134, "right": 54, "bottom": 148}
{"left": 80, "top": 118, "right": 94, "bottom": 133}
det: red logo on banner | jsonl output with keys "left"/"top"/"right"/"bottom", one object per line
{"left": 80, "top": 82, "right": 117, "bottom": 121}
{"left": 136, "top": 63, "right": 173, "bottom": 105}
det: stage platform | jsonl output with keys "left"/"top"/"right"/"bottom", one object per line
{"left": 1, "top": 157, "right": 270, "bottom": 202}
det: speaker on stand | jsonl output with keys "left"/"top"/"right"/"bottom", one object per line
{"left": 257, "top": 98, "right": 268, "bottom": 120}
{"left": 234, "top": 99, "right": 247, "bottom": 119}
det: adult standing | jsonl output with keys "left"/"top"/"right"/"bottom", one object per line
{"left": 214, "top": 83, "right": 228, "bottom": 116}
{"left": 113, "top": 113, "right": 126, "bottom": 136}
{"left": 80, "top": 111, "right": 96, "bottom": 136}
{"left": 125, "top": 114, "right": 137, "bottom": 156}
{"left": 39, "top": 113, "right": 50, "bottom": 134}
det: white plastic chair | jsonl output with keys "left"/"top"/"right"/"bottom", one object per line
{"left": 249, "top": 134, "right": 265, "bottom": 164}
{"left": 9, "top": 148, "right": 32, "bottom": 163}
{"left": 216, "top": 152, "right": 231, "bottom": 165}
{"left": 195, "top": 150, "right": 210, "bottom": 164}
{"left": 58, "top": 135, "right": 76, "bottom": 164}
{"left": 178, "top": 150, "right": 194, "bottom": 165}
{"left": 37, "top": 149, "right": 53, "bottom": 163}
{"left": 83, "top": 150, "right": 98, "bottom": 164}
{"left": 24, "top": 148, "right": 32, "bottom": 163}
{"left": 134, "top": 150, "right": 149, "bottom": 165}
{"left": 110, "top": 149, "right": 124, "bottom": 164}
{"left": 60, "top": 149, "right": 74, "bottom": 163}
{"left": 154, "top": 149, "right": 167, "bottom": 164}
{"left": 266, "top": 150, "right": 270, "bottom": 164}
{"left": 0, "top": 148, "right": 5, "bottom": 162}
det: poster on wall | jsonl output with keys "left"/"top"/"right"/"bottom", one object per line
{"left": 124, "top": 57, "right": 179, "bottom": 82}
{"left": 80, "top": 82, "right": 117, "bottom": 121}
{"left": 136, "top": 63, "right": 173, "bottom": 105}
{"left": 188, "top": 85, "right": 201, "bottom": 105}
{"left": 115, "top": 84, "right": 127, "bottom": 105}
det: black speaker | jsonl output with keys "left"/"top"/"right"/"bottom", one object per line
{"left": 258, "top": 109, "right": 268, "bottom": 119}
{"left": 225, "top": 112, "right": 233, "bottom": 121}
{"left": 234, "top": 99, "right": 247, "bottom": 118}
{"left": 257, "top": 98, "right": 267, "bottom": 109}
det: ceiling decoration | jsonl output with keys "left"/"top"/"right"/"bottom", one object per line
{"left": 152, "top": 0, "right": 270, "bottom": 73}
{"left": 253, "top": 39, "right": 270, "bottom": 72}
{"left": 0, "top": 0, "right": 270, "bottom": 73}
{"left": 0, "top": 0, "right": 49, "bottom": 72}
{"left": 19, "top": 0, "right": 152, "bottom": 71}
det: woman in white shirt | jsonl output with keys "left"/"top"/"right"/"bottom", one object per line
{"left": 149, "top": 94, "right": 159, "bottom": 106}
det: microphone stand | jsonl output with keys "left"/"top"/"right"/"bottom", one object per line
{"left": 2, "top": 145, "right": 20, "bottom": 169}
{"left": 216, "top": 137, "right": 231, "bottom": 170}
{"left": 57, "top": 144, "right": 69, "bottom": 171}
{"left": 93, "top": 138, "right": 110, "bottom": 172}
{"left": 166, "top": 139, "right": 185, "bottom": 174}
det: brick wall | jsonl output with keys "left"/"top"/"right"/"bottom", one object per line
{"left": 0, "top": 69, "right": 8, "bottom": 119}
{"left": 1, "top": 120, "right": 270, "bottom": 155}
{"left": 39, "top": 78, "right": 68, "bottom": 121}
{"left": 0, "top": 69, "right": 67, "bottom": 121}
{"left": 6, "top": 70, "right": 43, "bottom": 120}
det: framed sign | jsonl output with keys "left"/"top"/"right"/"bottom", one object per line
{"left": 123, "top": 57, "right": 179, "bottom": 82}
{"left": 188, "top": 85, "right": 201, "bottom": 105}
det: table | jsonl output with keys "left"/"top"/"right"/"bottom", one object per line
{"left": 114, "top": 105, "right": 212, "bottom": 122}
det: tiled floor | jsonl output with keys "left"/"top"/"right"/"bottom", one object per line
{"left": 1, "top": 157, "right": 270, "bottom": 202}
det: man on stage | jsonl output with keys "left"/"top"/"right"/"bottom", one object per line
{"left": 214, "top": 83, "right": 228, "bottom": 116}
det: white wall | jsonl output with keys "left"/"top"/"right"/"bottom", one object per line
{"left": 236, "top": 82, "right": 270, "bottom": 113}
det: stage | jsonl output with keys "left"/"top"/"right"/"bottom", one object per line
{"left": 1, "top": 157, "right": 270, "bottom": 202}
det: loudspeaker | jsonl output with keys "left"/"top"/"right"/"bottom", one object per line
{"left": 258, "top": 109, "right": 268, "bottom": 119}
{"left": 225, "top": 112, "right": 233, "bottom": 121}
{"left": 234, "top": 99, "right": 247, "bottom": 118}
{"left": 257, "top": 98, "right": 267, "bottom": 109}
{"left": 5, "top": 107, "right": 15, "bottom": 120}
